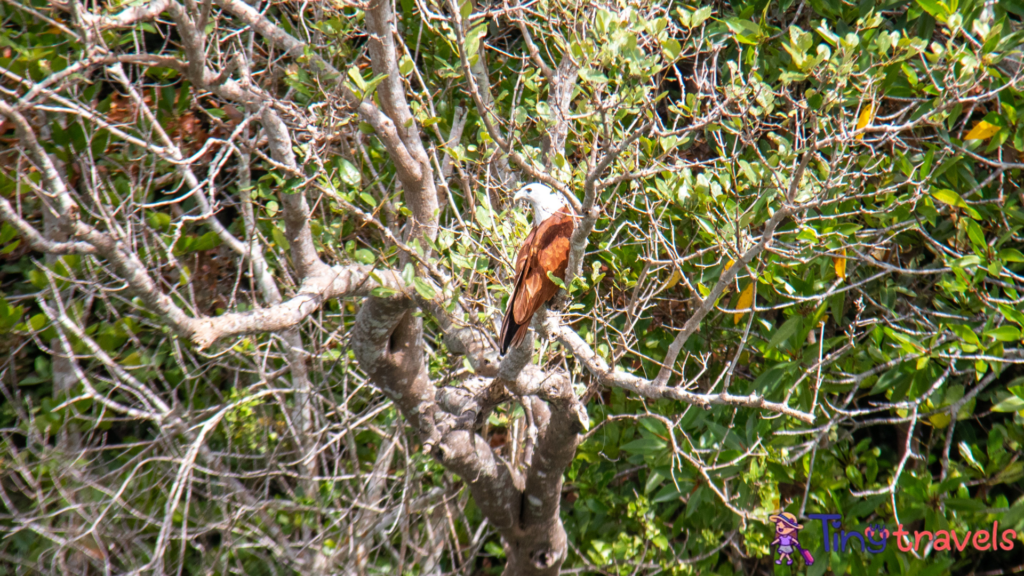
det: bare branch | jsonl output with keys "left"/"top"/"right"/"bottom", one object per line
{"left": 0, "top": 196, "right": 95, "bottom": 255}
{"left": 543, "top": 314, "right": 816, "bottom": 423}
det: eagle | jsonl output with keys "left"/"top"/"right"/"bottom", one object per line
{"left": 499, "top": 183, "right": 575, "bottom": 354}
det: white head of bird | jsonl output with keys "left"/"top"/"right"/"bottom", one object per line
{"left": 513, "top": 183, "right": 568, "bottom": 224}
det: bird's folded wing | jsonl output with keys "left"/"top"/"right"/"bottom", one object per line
{"left": 512, "top": 208, "right": 575, "bottom": 324}
{"left": 500, "top": 227, "right": 537, "bottom": 348}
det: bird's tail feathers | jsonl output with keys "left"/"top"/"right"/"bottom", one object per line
{"left": 499, "top": 313, "right": 529, "bottom": 355}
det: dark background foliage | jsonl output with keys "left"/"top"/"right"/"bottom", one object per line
{"left": 1, "top": 0, "right": 1024, "bottom": 574}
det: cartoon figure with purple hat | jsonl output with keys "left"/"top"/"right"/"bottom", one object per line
{"left": 769, "top": 511, "right": 814, "bottom": 566}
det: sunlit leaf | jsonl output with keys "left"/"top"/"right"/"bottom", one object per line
{"left": 336, "top": 158, "right": 361, "bottom": 187}
{"left": 734, "top": 282, "right": 755, "bottom": 324}
{"left": 662, "top": 38, "right": 681, "bottom": 60}
{"left": 985, "top": 326, "right": 1021, "bottom": 342}
{"left": 932, "top": 189, "right": 981, "bottom": 219}
{"left": 855, "top": 103, "right": 873, "bottom": 140}
{"left": 964, "top": 120, "right": 1000, "bottom": 141}
{"left": 834, "top": 248, "right": 847, "bottom": 279}
{"left": 665, "top": 269, "right": 682, "bottom": 289}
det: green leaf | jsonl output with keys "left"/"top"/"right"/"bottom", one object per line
{"left": 399, "top": 55, "right": 414, "bottom": 76}
{"left": 346, "top": 66, "right": 367, "bottom": 92}
{"left": 354, "top": 248, "right": 375, "bottom": 264}
{"left": 412, "top": 277, "right": 436, "bottom": 299}
{"left": 271, "top": 227, "right": 290, "bottom": 251}
{"left": 952, "top": 255, "right": 982, "bottom": 270}
{"left": 336, "top": 158, "right": 361, "bottom": 187}
{"left": 690, "top": 6, "right": 712, "bottom": 27}
{"left": 915, "top": 0, "right": 949, "bottom": 20}
{"left": 371, "top": 286, "right": 399, "bottom": 298}
{"left": 831, "top": 291, "right": 846, "bottom": 325}
{"left": 985, "top": 326, "right": 1021, "bottom": 342}
{"left": 966, "top": 219, "right": 986, "bottom": 251}
{"left": 362, "top": 72, "right": 389, "bottom": 96}
{"left": 1000, "top": 248, "right": 1024, "bottom": 263}
{"left": 992, "top": 395, "right": 1024, "bottom": 412}
{"left": 885, "top": 327, "right": 925, "bottom": 353}
{"left": 579, "top": 68, "right": 609, "bottom": 84}
{"left": 958, "top": 442, "right": 985, "bottom": 472}
{"left": 29, "top": 313, "right": 46, "bottom": 332}
{"left": 475, "top": 205, "right": 493, "bottom": 228}
{"left": 191, "top": 231, "right": 222, "bottom": 252}
{"left": 767, "top": 315, "right": 802, "bottom": 351}
{"left": 546, "top": 271, "right": 567, "bottom": 291}
{"left": 1010, "top": 383, "right": 1024, "bottom": 401}
{"left": 661, "top": 38, "right": 681, "bottom": 60}
{"left": 999, "top": 304, "right": 1024, "bottom": 326}
{"left": 620, "top": 437, "right": 667, "bottom": 455}
{"left": 932, "top": 189, "right": 981, "bottom": 219}
{"left": 0, "top": 296, "right": 24, "bottom": 331}
{"left": 147, "top": 212, "right": 172, "bottom": 231}
{"left": 870, "top": 366, "right": 908, "bottom": 395}
{"left": 282, "top": 177, "right": 303, "bottom": 195}
{"left": 401, "top": 263, "right": 416, "bottom": 286}
{"left": 725, "top": 18, "right": 761, "bottom": 44}
{"left": 465, "top": 23, "right": 488, "bottom": 59}
{"left": 949, "top": 324, "right": 981, "bottom": 346}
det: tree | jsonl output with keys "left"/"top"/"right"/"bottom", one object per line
{"left": 1, "top": 0, "right": 1024, "bottom": 574}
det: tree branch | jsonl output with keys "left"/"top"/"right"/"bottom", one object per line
{"left": 259, "top": 107, "right": 329, "bottom": 278}
{"left": 0, "top": 196, "right": 95, "bottom": 255}
{"left": 352, "top": 295, "right": 440, "bottom": 448}
{"left": 541, "top": 314, "right": 816, "bottom": 423}
{"left": 364, "top": 0, "right": 439, "bottom": 241}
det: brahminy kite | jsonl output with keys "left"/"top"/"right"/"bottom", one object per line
{"left": 499, "top": 183, "right": 575, "bottom": 354}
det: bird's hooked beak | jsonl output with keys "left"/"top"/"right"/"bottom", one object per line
{"left": 512, "top": 187, "right": 530, "bottom": 203}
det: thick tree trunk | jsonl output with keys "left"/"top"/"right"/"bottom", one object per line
{"left": 503, "top": 520, "right": 569, "bottom": 576}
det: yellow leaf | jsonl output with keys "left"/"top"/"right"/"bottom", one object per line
{"left": 833, "top": 248, "right": 847, "bottom": 279}
{"left": 666, "top": 269, "right": 682, "bottom": 289}
{"left": 964, "top": 120, "right": 1000, "bottom": 141}
{"left": 855, "top": 103, "right": 873, "bottom": 141}
{"left": 734, "top": 282, "right": 755, "bottom": 324}
{"left": 725, "top": 259, "right": 735, "bottom": 271}
{"left": 929, "top": 413, "right": 951, "bottom": 428}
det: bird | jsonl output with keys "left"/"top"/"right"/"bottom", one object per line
{"left": 499, "top": 183, "right": 576, "bottom": 355}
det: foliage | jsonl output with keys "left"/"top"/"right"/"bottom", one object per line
{"left": 1, "top": 0, "right": 1023, "bottom": 574}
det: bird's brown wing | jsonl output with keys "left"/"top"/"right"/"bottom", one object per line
{"left": 500, "top": 207, "right": 575, "bottom": 354}
{"left": 499, "top": 226, "right": 537, "bottom": 354}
